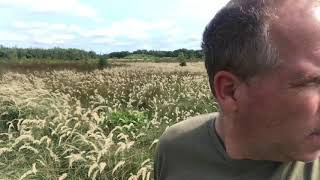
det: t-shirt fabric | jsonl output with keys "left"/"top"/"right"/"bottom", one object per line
{"left": 154, "top": 112, "right": 320, "bottom": 180}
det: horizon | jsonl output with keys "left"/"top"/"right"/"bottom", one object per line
{"left": 0, "top": 44, "right": 202, "bottom": 55}
{"left": 0, "top": 0, "right": 229, "bottom": 54}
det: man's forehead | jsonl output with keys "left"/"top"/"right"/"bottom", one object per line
{"left": 276, "top": 0, "right": 316, "bottom": 12}
{"left": 269, "top": 1, "right": 320, "bottom": 60}
{"left": 229, "top": 0, "right": 316, "bottom": 7}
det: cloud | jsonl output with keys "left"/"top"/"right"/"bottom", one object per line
{"left": 32, "top": 34, "right": 75, "bottom": 45}
{"left": 85, "top": 19, "right": 173, "bottom": 40}
{"left": 14, "top": 21, "right": 60, "bottom": 30}
{"left": 155, "top": 0, "right": 230, "bottom": 50}
{"left": 8, "top": 21, "right": 77, "bottom": 45}
{"left": 173, "top": 0, "right": 229, "bottom": 21}
{"left": 87, "top": 18, "right": 204, "bottom": 51}
{"left": 0, "top": 0, "right": 230, "bottom": 52}
{"left": 5, "top": 19, "right": 175, "bottom": 50}
{"left": 13, "top": 21, "right": 78, "bottom": 32}
{"left": 0, "top": 0, "right": 97, "bottom": 18}
{"left": 91, "top": 38, "right": 117, "bottom": 45}
{"left": 0, "top": 31, "right": 28, "bottom": 42}
{"left": 86, "top": 19, "right": 180, "bottom": 49}
{"left": 4, "top": 17, "right": 204, "bottom": 52}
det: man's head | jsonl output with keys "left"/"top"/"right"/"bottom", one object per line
{"left": 203, "top": 0, "right": 320, "bottom": 162}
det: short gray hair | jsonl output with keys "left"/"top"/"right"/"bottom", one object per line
{"left": 202, "top": 0, "right": 280, "bottom": 96}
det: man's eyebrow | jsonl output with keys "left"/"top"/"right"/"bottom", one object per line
{"left": 289, "top": 74, "right": 320, "bottom": 87}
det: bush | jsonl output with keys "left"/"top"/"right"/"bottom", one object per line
{"left": 98, "top": 57, "right": 108, "bottom": 69}
{"left": 100, "top": 110, "right": 149, "bottom": 131}
{"left": 178, "top": 52, "right": 187, "bottom": 66}
{"left": 179, "top": 61, "right": 187, "bottom": 66}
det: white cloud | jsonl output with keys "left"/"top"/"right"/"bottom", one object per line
{"left": 73, "top": 18, "right": 190, "bottom": 49}
{"left": 33, "top": 34, "right": 75, "bottom": 45}
{"left": 6, "top": 17, "right": 202, "bottom": 51}
{"left": 85, "top": 19, "right": 176, "bottom": 42}
{"left": 0, "top": 31, "right": 28, "bottom": 42}
{"left": 0, "top": 0, "right": 97, "bottom": 18}
{"left": 91, "top": 38, "right": 116, "bottom": 45}
{"left": 13, "top": 21, "right": 86, "bottom": 38}
{"left": 14, "top": 21, "right": 70, "bottom": 31}
{"left": 157, "top": 0, "right": 230, "bottom": 50}
{"left": 0, "top": 0, "right": 230, "bottom": 52}
{"left": 173, "top": 0, "right": 229, "bottom": 21}
{"left": 9, "top": 21, "right": 77, "bottom": 45}
{"left": 8, "top": 19, "right": 173, "bottom": 47}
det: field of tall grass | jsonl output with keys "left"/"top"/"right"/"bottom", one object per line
{"left": 0, "top": 62, "right": 218, "bottom": 179}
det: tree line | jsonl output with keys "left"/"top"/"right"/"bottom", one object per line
{"left": 0, "top": 45, "right": 203, "bottom": 61}
{"left": 0, "top": 46, "right": 98, "bottom": 61}
{"left": 108, "top": 49, "right": 203, "bottom": 59}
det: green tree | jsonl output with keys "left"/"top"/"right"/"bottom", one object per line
{"left": 98, "top": 57, "right": 108, "bottom": 69}
{"left": 178, "top": 52, "right": 187, "bottom": 66}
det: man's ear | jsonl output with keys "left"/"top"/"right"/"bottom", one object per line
{"left": 213, "top": 71, "right": 243, "bottom": 113}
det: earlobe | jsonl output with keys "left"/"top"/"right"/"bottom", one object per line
{"left": 214, "top": 71, "right": 241, "bottom": 112}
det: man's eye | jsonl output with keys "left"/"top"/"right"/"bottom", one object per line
{"left": 302, "top": 81, "right": 320, "bottom": 88}
{"left": 308, "top": 80, "right": 320, "bottom": 86}
{"left": 289, "top": 81, "right": 320, "bottom": 88}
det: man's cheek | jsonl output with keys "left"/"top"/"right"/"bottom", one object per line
{"left": 290, "top": 94, "right": 320, "bottom": 121}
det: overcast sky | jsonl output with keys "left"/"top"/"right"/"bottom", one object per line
{"left": 0, "top": 0, "right": 229, "bottom": 53}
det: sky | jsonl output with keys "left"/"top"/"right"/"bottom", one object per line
{"left": 0, "top": 0, "right": 229, "bottom": 53}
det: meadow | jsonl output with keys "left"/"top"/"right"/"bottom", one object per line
{"left": 0, "top": 62, "right": 218, "bottom": 180}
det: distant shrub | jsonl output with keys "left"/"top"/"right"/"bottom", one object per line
{"left": 178, "top": 52, "right": 187, "bottom": 66}
{"left": 98, "top": 57, "right": 108, "bottom": 69}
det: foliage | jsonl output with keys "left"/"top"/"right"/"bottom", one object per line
{"left": 121, "top": 54, "right": 160, "bottom": 62}
{"left": 0, "top": 46, "right": 98, "bottom": 61}
{"left": 108, "top": 51, "right": 131, "bottom": 59}
{"left": 0, "top": 46, "right": 203, "bottom": 65}
{"left": 130, "top": 49, "right": 203, "bottom": 59}
{"left": 98, "top": 57, "right": 108, "bottom": 69}
{"left": 107, "top": 49, "right": 203, "bottom": 59}
{"left": 178, "top": 52, "right": 187, "bottom": 66}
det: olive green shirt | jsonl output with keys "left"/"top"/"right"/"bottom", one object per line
{"left": 154, "top": 113, "right": 320, "bottom": 180}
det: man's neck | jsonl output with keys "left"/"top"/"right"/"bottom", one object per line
{"left": 214, "top": 116, "right": 226, "bottom": 150}
{"left": 215, "top": 115, "right": 291, "bottom": 162}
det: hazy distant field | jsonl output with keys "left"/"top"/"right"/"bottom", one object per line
{"left": 0, "top": 62, "right": 217, "bottom": 179}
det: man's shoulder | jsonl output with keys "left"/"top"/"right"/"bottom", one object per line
{"left": 154, "top": 112, "right": 219, "bottom": 180}
{"left": 158, "top": 112, "right": 218, "bottom": 147}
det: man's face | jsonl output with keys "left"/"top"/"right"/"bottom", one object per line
{"left": 235, "top": 8, "right": 320, "bottom": 162}
{"left": 238, "top": 53, "right": 320, "bottom": 162}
